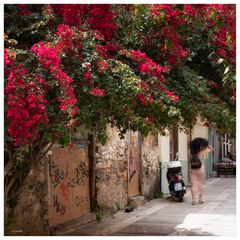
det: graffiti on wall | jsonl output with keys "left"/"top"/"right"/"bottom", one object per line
{"left": 129, "top": 136, "right": 138, "bottom": 181}
{"left": 48, "top": 148, "right": 90, "bottom": 226}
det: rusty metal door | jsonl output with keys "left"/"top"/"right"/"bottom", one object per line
{"left": 48, "top": 147, "right": 90, "bottom": 226}
{"left": 128, "top": 131, "right": 140, "bottom": 197}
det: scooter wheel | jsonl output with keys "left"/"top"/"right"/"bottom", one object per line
{"left": 178, "top": 192, "right": 184, "bottom": 202}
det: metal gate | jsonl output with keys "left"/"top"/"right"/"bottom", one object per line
{"left": 48, "top": 147, "right": 90, "bottom": 226}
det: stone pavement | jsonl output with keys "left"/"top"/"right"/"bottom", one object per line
{"left": 64, "top": 177, "right": 236, "bottom": 236}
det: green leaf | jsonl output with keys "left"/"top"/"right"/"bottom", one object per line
{"left": 217, "top": 58, "right": 224, "bottom": 64}
{"left": 21, "top": 145, "right": 29, "bottom": 153}
{"left": 224, "top": 66, "right": 230, "bottom": 75}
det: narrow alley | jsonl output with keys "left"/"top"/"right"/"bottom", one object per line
{"left": 4, "top": 4, "right": 236, "bottom": 237}
{"left": 64, "top": 177, "right": 236, "bottom": 236}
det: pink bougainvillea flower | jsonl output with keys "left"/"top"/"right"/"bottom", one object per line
{"left": 90, "top": 87, "right": 106, "bottom": 97}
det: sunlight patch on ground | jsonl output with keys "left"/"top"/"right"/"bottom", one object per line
{"left": 174, "top": 213, "right": 236, "bottom": 236}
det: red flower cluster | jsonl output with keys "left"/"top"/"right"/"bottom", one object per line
{"left": 4, "top": 48, "right": 16, "bottom": 77}
{"left": 128, "top": 49, "right": 168, "bottom": 84}
{"left": 56, "top": 24, "right": 74, "bottom": 47}
{"left": 4, "top": 48, "right": 16, "bottom": 66}
{"left": 32, "top": 41, "right": 78, "bottom": 117}
{"left": 90, "top": 87, "right": 106, "bottom": 97}
{"left": 31, "top": 42, "right": 61, "bottom": 69}
{"left": 183, "top": 4, "right": 197, "bottom": 17}
{"left": 184, "top": 5, "right": 235, "bottom": 66}
{"left": 217, "top": 48, "right": 227, "bottom": 58}
{"left": 54, "top": 4, "right": 118, "bottom": 42}
{"left": 146, "top": 115, "right": 155, "bottom": 125}
{"left": 105, "top": 42, "right": 122, "bottom": 56}
{"left": 16, "top": 4, "right": 32, "bottom": 15}
{"left": 121, "top": 48, "right": 180, "bottom": 105}
{"left": 150, "top": 5, "right": 189, "bottom": 65}
{"left": 136, "top": 94, "right": 148, "bottom": 106}
{"left": 160, "top": 26, "right": 189, "bottom": 65}
{"left": 97, "top": 60, "right": 109, "bottom": 73}
{"left": 84, "top": 71, "right": 91, "bottom": 80}
{"left": 213, "top": 25, "right": 236, "bottom": 65}
{"left": 193, "top": 5, "right": 236, "bottom": 66}
{"left": 96, "top": 44, "right": 108, "bottom": 59}
{"left": 165, "top": 90, "right": 180, "bottom": 103}
{"left": 5, "top": 67, "right": 48, "bottom": 146}
{"left": 152, "top": 5, "right": 182, "bottom": 26}
{"left": 96, "top": 42, "right": 122, "bottom": 60}
{"left": 55, "top": 24, "right": 84, "bottom": 61}
{"left": 54, "top": 68, "right": 78, "bottom": 116}
{"left": 87, "top": 5, "right": 118, "bottom": 41}
{"left": 54, "top": 4, "right": 87, "bottom": 26}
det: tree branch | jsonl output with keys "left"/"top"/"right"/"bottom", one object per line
{"left": 37, "top": 140, "right": 56, "bottom": 161}
{"left": 4, "top": 159, "right": 14, "bottom": 178}
{"left": 4, "top": 177, "right": 15, "bottom": 201}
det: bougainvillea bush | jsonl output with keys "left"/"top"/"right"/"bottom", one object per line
{"left": 114, "top": 4, "right": 236, "bottom": 129}
{"left": 4, "top": 4, "right": 236, "bottom": 211}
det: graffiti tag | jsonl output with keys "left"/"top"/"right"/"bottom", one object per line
{"left": 72, "top": 161, "right": 89, "bottom": 187}
{"left": 53, "top": 195, "right": 66, "bottom": 215}
{"left": 49, "top": 159, "right": 64, "bottom": 188}
{"left": 60, "top": 182, "right": 70, "bottom": 201}
{"left": 75, "top": 195, "right": 89, "bottom": 207}
{"left": 129, "top": 150, "right": 138, "bottom": 181}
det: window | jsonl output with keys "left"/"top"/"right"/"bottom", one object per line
{"left": 222, "top": 134, "right": 232, "bottom": 157}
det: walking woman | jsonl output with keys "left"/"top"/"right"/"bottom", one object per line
{"left": 189, "top": 138, "right": 213, "bottom": 205}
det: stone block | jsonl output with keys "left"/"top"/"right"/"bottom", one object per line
{"left": 129, "top": 196, "right": 146, "bottom": 208}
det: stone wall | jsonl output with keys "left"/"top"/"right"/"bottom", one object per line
{"left": 95, "top": 129, "right": 161, "bottom": 208}
{"left": 95, "top": 126, "right": 128, "bottom": 210}
{"left": 6, "top": 156, "right": 49, "bottom": 236}
{"left": 141, "top": 135, "right": 161, "bottom": 199}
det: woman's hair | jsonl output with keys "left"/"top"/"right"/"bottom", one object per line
{"left": 190, "top": 137, "right": 209, "bottom": 155}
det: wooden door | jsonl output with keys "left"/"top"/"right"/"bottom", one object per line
{"left": 48, "top": 147, "right": 90, "bottom": 226}
{"left": 128, "top": 131, "right": 140, "bottom": 197}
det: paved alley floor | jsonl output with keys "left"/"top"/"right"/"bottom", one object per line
{"left": 65, "top": 177, "right": 236, "bottom": 236}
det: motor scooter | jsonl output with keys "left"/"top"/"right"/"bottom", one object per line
{"left": 166, "top": 153, "right": 186, "bottom": 202}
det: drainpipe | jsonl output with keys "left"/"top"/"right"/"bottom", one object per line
{"left": 158, "top": 133, "right": 163, "bottom": 194}
{"left": 138, "top": 132, "right": 142, "bottom": 195}
{"left": 188, "top": 128, "right": 192, "bottom": 183}
{"left": 159, "top": 161, "right": 162, "bottom": 194}
{"left": 89, "top": 124, "right": 97, "bottom": 209}
{"left": 127, "top": 131, "right": 130, "bottom": 196}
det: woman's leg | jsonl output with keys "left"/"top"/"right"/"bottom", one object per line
{"left": 198, "top": 184, "right": 204, "bottom": 203}
{"left": 191, "top": 183, "right": 198, "bottom": 205}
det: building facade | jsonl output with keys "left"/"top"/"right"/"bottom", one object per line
{"left": 7, "top": 120, "right": 218, "bottom": 235}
